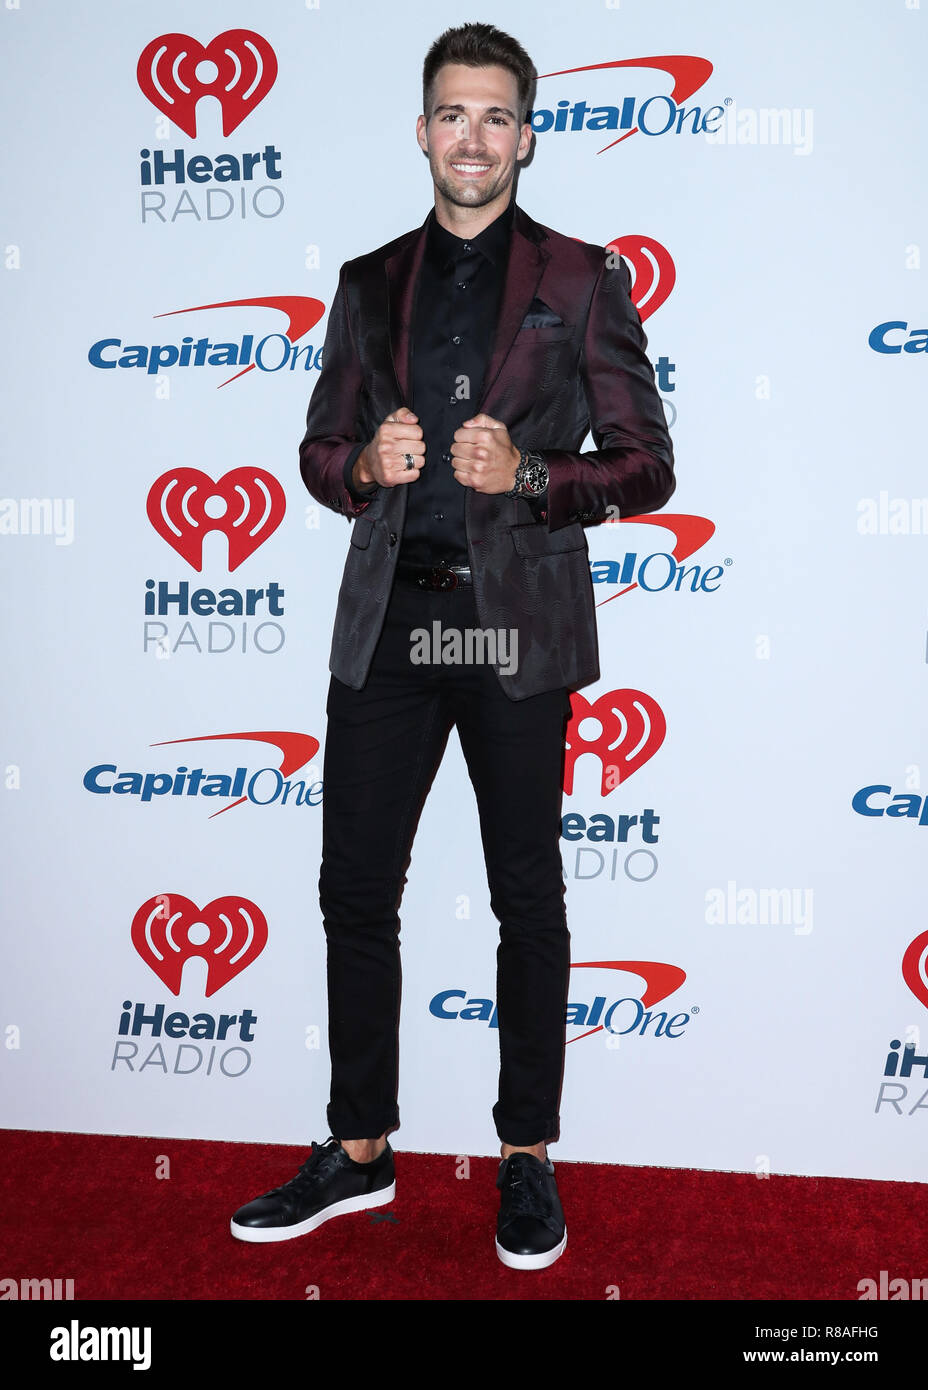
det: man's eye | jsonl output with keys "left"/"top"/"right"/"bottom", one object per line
{"left": 441, "top": 113, "right": 461, "bottom": 122}
{"left": 487, "top": 116, "right": 507, "bottom": 126}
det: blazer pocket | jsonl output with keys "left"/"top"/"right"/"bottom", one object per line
{"left": 509, "top": 521, "right": 587, "bottom": 556}
{"left": 513, "top": 324, "right": 574, "bottom": 344}
{"left": 349, "top": 517, "right": 374, "bottom": 549}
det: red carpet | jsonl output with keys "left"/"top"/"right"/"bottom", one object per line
{"left": 1, "top": 1129, "right": 925, "bottom": 1301}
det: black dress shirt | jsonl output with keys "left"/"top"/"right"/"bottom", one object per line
{"left": 345, "top": 198, "right": 522, "bottom": 564}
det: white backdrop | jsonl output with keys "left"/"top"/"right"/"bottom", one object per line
{"left": 2, "top": 0, "right": 926, "bottom": 1182}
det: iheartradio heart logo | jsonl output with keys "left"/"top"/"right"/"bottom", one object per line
{"left": 131, "top": 894, "right": 268, "bottom": 997}
{"left": 564, "top": 689, "right": 666, "bottom": 796}
{"left": 571, "top": 234, "right": 675, "bottom": 323}
{"left": 137, "top": 31, "right": 278, "bottom": 138}
{"left": 608, "top": 235, "right": 676, "bottom": 322}
{"left": 147, "top": 467, "right": 285, "bottom": 571}
{"left": 902, "top": 930, "right": 928, "bottom": 1012}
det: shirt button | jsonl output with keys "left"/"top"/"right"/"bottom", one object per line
{"left": 457, "top": 281, "right": 467, "bottom": 289}
{"left": 462, "top": 243, "right": 472, "bottom": 251}
{"left": 449, "top": 395, "right": 457, "bottom": 404}
{"left": 452, "top": 335, "right": 461, "bottom": 345}
{"left": 433, "top": 512, "right": 444, "bottom": 520}
{"left": 442, "top": 453, "right": 451, "bottom": 463}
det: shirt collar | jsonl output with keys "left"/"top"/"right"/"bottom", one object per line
{"left": 425, "top": 196, "right": 515, "bottom": 271}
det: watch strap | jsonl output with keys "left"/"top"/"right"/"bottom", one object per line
{"left": 507, "top": 448, "right": 548, "bottom": 499}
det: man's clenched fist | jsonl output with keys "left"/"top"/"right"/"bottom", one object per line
{"left": 450, "top": 414, "right": 520, "bottom": 493}
{"left": 353, "top": 406, "right": 425, "bottom": 490}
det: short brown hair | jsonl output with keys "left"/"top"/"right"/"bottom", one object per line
{"left": 422, "top": 22, "right": 537, "bottom": 125}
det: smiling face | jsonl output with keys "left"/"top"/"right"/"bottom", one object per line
{"left": 416, "top": 62, "right": 532, "bottom": 227}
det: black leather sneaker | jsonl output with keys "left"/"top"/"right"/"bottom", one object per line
{"left": 230, "top": 1137, "right": 395, "bottom": 1243}
{"left": 496, "top": 1152, "right": 567, "bottom": 1269}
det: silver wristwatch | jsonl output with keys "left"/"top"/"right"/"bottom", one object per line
{"left": 506, "top": 448, "right": 549, "bottom": 499}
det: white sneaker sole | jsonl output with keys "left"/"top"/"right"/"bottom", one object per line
{"left": 496, "top": 1227, "right": 567, "bottom": 1270}
{"left": 230, "top": 1180, "right": 396, "bottom": 1243}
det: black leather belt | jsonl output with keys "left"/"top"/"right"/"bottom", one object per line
{"left": 395, "top": 561, "right": 473, "bottom": 591}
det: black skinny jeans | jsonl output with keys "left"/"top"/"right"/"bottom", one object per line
{"left": 319, "top": 575, "right": 572, "bottom": 1146}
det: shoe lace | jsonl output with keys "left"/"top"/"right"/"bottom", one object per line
{"left": 501, "top": 1157, "right": 553, "bottom": 1220}
{"left": 267, "top": 1138, "right": 344, "bottom": 1197}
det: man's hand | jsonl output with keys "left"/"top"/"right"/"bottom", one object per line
{"left": 353, "top": 406, "right": 425, "bottom": 490}
{"left": 450, "top": 413, "right": 520, "bottom": 493}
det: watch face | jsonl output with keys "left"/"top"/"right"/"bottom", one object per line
{"left": 524, "top": 461, "right": 549, "bottom": 495}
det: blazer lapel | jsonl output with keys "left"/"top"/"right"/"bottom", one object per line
{"left": 478, "top": 210, "right": 549, "bottom": 411}
{"left": 384, "top": 213, "right": 429, "bottom": 404}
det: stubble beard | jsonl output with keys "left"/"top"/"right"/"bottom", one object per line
{"left": 430, "top": 155, "right": 513, "bottom": 210}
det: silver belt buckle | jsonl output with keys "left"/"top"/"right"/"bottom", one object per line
{"left": 431, "top": 563, "right": 458, "bottom": 591}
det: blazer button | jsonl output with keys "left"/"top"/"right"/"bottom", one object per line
{"left": 388, "top": 532, "right": 397, "bottom": 546}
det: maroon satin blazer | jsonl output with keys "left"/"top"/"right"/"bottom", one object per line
{"left": 299, "top": 201, "right": 674, "bottom": 700}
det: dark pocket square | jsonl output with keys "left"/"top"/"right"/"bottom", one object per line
{"left": 519, "top": 298, "right": 565, "bottom": 329}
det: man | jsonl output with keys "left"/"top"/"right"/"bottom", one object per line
{"left": 231, "top": 22, "right": 674, "bottom": 1270}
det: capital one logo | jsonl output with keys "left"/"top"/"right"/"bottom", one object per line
{"left": 131, "top": 894, "right": 268, "bottom": 996}
{"left": 534, "top": 55, "right": 717, "bottom": 154}
{"left": 564, "top": 690, "right": 666, "bottom": 796}
{"left": 89, "top": 297, "right": 327, "bottom": 390}
{"left": 567, "top": 960, "right": 687, "bottom": 1044}
{"left": 147, "top": 468, "right": 285, "bottom": 570}
{"left": 594, "top": 514, "right": 720, "bottom": 608}
{"left": 430, "top": 958, "right": 691, "bottom": 1044}
{"left": 137, "top": 31, "right": 277, "bottom": 137}
{"left": 903, "top": 930, "right": 928, "bottom": 1011}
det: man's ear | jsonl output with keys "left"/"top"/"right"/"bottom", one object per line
{"left": 416, "top": 113, "right": 429, "bottom": 154}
